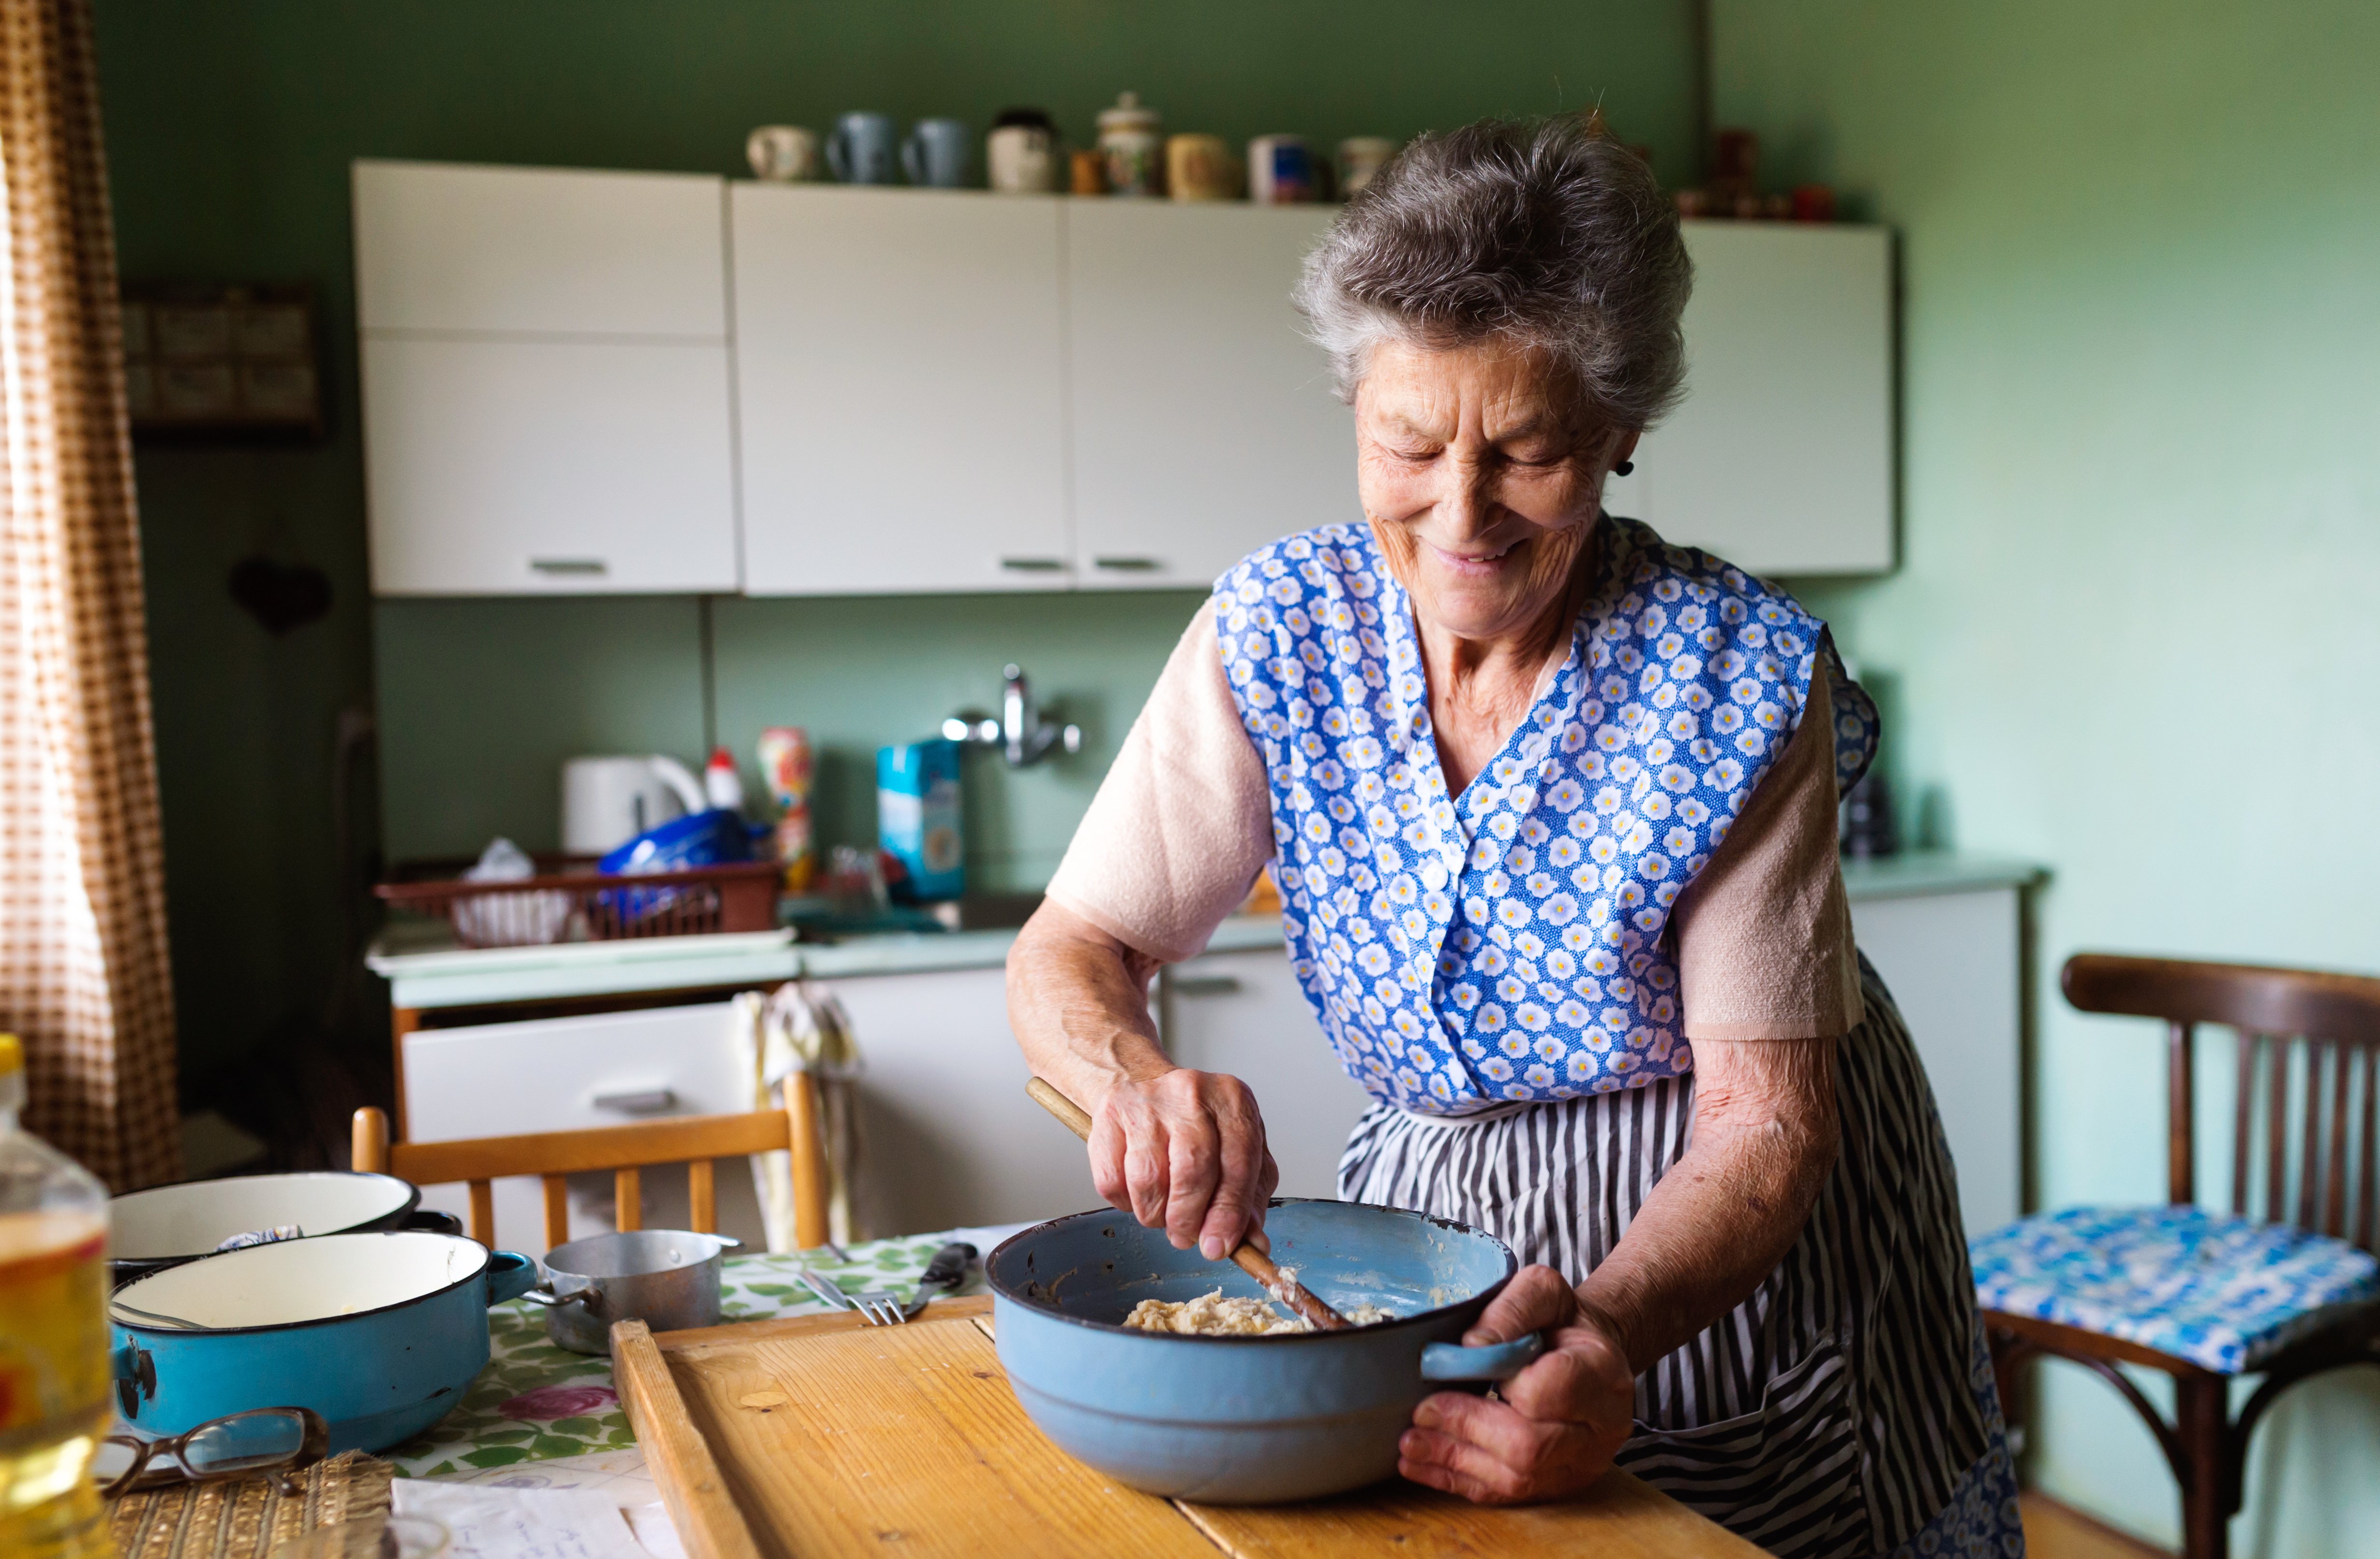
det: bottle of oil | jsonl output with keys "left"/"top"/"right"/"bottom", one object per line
{"left": 0, "top": 1034, "right": 116, "bottom": 1559}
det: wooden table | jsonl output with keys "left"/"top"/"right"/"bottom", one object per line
{"left": 615, "top": 1298, "right": 1766, "bottom": 1559}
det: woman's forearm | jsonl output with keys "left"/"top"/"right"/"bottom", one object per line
{"left": 1572, "top": 1036, "right": 1839, "bottom": 1372}
{"left": 1006, "top": 902, "right": 1171, "bottom": 1109}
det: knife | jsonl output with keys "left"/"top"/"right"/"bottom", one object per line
{"left": 902, "top": 1241, "right": 979, "bottom": 1318}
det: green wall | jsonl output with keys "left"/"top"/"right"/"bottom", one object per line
{"left": 93, "top": 0, "right": 1700, "bottom": 1085}
{"left": 1715, "top": 2, "right": 2380, "bottom": 1553}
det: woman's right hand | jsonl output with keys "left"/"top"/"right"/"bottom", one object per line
{"left": 1089, "top": 1067, "right": 1280, "bottom": 1261}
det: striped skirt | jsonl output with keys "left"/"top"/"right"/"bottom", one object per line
{"left": 1338, "top": 957, "right": 2024, "bottom": 1558}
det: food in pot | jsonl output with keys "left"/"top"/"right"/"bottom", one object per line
{"left": 1123, "top": 1288, "right": 1394, "bottom": 1336}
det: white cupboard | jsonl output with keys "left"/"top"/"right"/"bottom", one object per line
{"left": 1160, "top": 949, "right": 1373, "bottom": 1201}
{"left": 732, "top": 187, "right": 1073, "bottom": 594}
{"left": 825, "top": 966, "right": 1096, "bottom": 1234}
{"left": 1063, "top": 203, "right": 1359, "bottom": 588}
{"left": 354, "top": 160, "right": 740, "bottom": 595}
{"left": 1602, "top": 221, "right": 1894, "bottom": 575}
{"left": 355, "top": 161, "right": 1897, "bottom": 598}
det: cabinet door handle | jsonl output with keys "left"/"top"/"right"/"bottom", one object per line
{"left": 530, "top": 557, "right": 608, "bottom": 577}
{"left": 591, "top": 1088, "right": 677, "bottom": 1116}
{"left": 1092, "top": 555, "right": 1163, "bottom": 572}
{"left": 1171, "top": 975, "right": 1242, "bottom": 997}
{"left": 999, "top": 556, "right": 1067, "bottom": 573}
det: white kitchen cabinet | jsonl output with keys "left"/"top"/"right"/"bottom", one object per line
{"left": 1603, "top": 221, "right": 1894, "bottom": 575}
{"left": 362, "top": 337, "right": 737, "bottom": 594}
{"left": 1161, "top": 949, "right": 1372, "bottom": 1201}
{"left": 1065, "top": 202, "right": 1360, "bottom": 589}
{"left": 402, "top": 1000, "right": 767, "bottom": 1256}
{"left": 354, "top": 160, "right": 738, "bottom": 595}
{"left": 732, "top": 186, "right": 1073, "bottom": 595}
{"left": 354, "top": 161, "right": 728, "bottom": 338}
{"left": 822, "top": 965, "right": 1097, "bottom": 1235}
{"left": 1847, "top": 873, "right": 2028, "bottom": 1238}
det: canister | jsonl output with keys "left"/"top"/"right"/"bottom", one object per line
{"left": 1097, "top": 92, "right": 1164, "bottom": 198}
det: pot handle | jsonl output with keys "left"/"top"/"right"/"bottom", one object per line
{"left": 1419, "top": 1332, "right": 1546, "bottom": 1383}
{"left": 518, "top": 1283, "right": 595, "bottom": 1310}
{"left": 484, "top": 1251, "right": 538, "bottom": 1307}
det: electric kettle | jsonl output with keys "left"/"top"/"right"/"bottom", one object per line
{"left": 560, "top": 755, "right": 708, "bottom": 856}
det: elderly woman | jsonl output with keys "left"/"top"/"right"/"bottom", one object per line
{"left": 1007, "top": 117, "right": 2020, "bottom": 1559}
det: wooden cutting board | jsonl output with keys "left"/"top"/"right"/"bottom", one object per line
{"left": 615, "top": 1299, "right": 1765, "bottom": 1559}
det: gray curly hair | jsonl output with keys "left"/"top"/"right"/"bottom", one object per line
{"left": 1294, "top": 115, "right": 1692, "bottom": 429}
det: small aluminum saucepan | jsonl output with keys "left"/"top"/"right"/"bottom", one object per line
{"left": 523, "top": 1230, "right": 740, "bottom": 1354}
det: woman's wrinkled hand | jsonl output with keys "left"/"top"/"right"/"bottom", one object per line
{"left": 1090, "top": 1068, "right": 1280, "bottom": 1261}
{"left": 1398, "top": 1264, "right": 1635, "bottom": 1504}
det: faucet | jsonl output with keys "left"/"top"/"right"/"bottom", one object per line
{"left": 943, "top": 664, "right": 1082, "bottom": 768}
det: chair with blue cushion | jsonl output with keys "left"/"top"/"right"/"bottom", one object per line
{"left": 1969, "top": 954, "right": 2380, "bottom": 1559}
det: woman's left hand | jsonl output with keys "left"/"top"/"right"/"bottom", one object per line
{"left": 1397, "top": 1265, "right": 1635, "bottom": 1504}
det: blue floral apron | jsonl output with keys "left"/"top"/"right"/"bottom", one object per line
{"left": 1213, "top": 516, "right": 1877, "bottom": 1116}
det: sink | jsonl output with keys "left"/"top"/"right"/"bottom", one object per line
{"left": 786, "top": 891, "right": 1044, "bottom": 941}
{"left": 921, "top": 892, "right": 1044, "bottom": 933}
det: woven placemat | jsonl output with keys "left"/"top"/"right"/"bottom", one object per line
{"left": 108, "top": 1450, "right": 394, "bottom": 1559}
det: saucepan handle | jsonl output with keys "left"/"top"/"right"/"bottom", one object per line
{"left": 483, "top": 1251, "right": 539, "bottom": 1306}
{"left": 1419, "top": 1333, "right": 1546, "bottom": 1382}
{"left": 517, "top": 1283, "right": 596, "bottom": 1310}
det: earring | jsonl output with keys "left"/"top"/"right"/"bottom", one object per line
{"left": 1612, "top": 459, "right": 1634, "bottom": 476}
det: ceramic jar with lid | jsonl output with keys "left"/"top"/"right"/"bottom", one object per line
{"left": 1096, "top": 91, "right": 1164, "bottom": 197}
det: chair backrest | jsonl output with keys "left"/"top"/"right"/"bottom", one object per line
{"left": 2063, "top": 953, "right": 2380, "bottom": 1252}
{"left": 352, "top": 1073, "right": 828, "bottom": 1251}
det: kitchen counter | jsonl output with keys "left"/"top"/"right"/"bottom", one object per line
{"left": 366, "top": 849, "right": 2044, "bottom": 1012}
{"left": 367, "top": 909, "right": 1287, "bottom": 1011}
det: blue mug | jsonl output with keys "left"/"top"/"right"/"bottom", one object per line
{"left": 902, "top": 118, "right": 973, "bottom": 188}
{"left": 828, "top": 111, "right": 899, "bottom": 185}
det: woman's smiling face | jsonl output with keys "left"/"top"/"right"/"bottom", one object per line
{"left": 1355, "top": 338, "right": 1637, "bottom": 644}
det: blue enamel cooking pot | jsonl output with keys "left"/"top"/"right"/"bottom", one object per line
{"left": 108, "top": 1231, "right": 536, "bottom": 1452}
{"left": 989, "top": 1199, "right": 1544, "bottom": 1504}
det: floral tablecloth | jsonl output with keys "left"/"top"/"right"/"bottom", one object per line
{"left": 388, "top": 1232, "right": 993, "bottom": 1479}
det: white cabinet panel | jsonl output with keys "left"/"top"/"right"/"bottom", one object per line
{"left": 1162, "top": 949, "right": 1372, "bottom": 1201}
{"left": 824, "top": 966, "right": 1095, "bottom": 1235}
{"left": 1066, "top": 203, "right": 1359, "bottom": 589}
{"left": 353, "top": 161, "right": 726, "bottom": 338}
{"left": 402, "top": 1002, "right": 765, "bottom": 1256}
{"left": 1849, "top": 886, "right": 2023, "bottom": 1237}
{"left": 363, "top": 336, "right": 738, "bottom": 594}
{"left": 733, "top": 186, "right": 1072, "bottom": 595}
{"left": 1611, "top": 222, "right": 1893, "bottom": 576}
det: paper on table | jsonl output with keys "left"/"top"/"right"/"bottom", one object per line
{"left": 391, "top": 1480, "right": 655, "bottom": 1559}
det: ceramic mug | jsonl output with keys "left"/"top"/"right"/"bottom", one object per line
{"left": 903, "top": 117, "right": 972, "bottom": 188}
{"left": 746, "top": 124, "right": 822, "bottom": 183}
{"left": 1248, "top": 135, "right": 1316, "bottom": 204}
{"left": 987, "top": 121, "right": 1057, "bottom": 193}
{"left": 827, "top": 111, "right": 899, "bottom": 185}
{"left": 1166, "top": 134, "right": 1237, "bottom": 201}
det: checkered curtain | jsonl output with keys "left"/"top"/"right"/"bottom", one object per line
{"left": 0, "top": 0, "right": 180, "bottom": 1189}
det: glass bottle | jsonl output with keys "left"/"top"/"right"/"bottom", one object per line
{"left": 0, "top": 1034, "right": 116, "bottom": 1559}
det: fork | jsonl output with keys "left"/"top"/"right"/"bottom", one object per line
{"left": 797, "top": 1267, "right": 907, "bottom": 1326}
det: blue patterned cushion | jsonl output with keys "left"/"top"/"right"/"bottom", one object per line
{"left": 1971, "top": 1205, "right": 2380, "bottom": 1373}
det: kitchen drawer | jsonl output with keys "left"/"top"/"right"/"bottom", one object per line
{"left": 402, "top": 1002, "right": 765, "bottom": 1254}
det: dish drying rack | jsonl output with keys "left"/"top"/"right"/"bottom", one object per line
{"left": 375, "top": 855, "right": 782, "bottom": 949}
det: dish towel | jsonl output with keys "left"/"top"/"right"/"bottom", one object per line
{"left": 731, "top": 982, "right": 864, "bottom": 1249}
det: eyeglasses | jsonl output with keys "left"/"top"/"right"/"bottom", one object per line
{"left": 91, "top": 1406, "right": 330, "bottom": 1498}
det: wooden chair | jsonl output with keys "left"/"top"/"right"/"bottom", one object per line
{"left": 1977, "top": 954, "right": 2380, "bottom": 1559}
{"left": 351, "top": 1075, "right": 833, "bottom": 1252}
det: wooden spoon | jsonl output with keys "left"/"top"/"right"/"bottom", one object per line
{"left": 1026, "top": 1077, "right": 1352, "bottom": 1332}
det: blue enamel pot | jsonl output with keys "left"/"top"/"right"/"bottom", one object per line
{"left": 988, "top": 1199, "right": 1543, "bottom": 1504}
{"left": 107, "top": 1231, "right": 536, "bottom": 1453}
